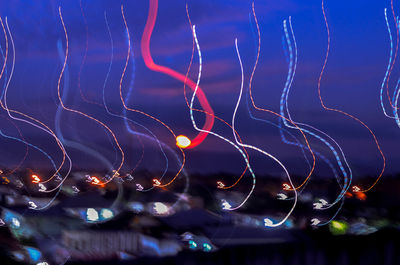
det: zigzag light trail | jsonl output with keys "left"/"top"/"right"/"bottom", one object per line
{"left": 0, "top": 17, "right": 72, "bottom": 192}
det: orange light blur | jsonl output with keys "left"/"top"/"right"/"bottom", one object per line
{"left": 345, "top": 192, "right": 353, "bottom": 198}
{"left": 217, "top": 181, "right": 225, "bottom": 189}
{"left": 356, "top": 192, "right": 367, "bottom": 201}
{"left": 90, "top": 176, "right": 105, "bottom": 188}
{"left": 176, "top": 135, "right": 191, "bottom": 148}
{"left": 31, "top": 174, "right": 41, "bottom": 184}
{"left": 153, "top": 179, "right": 161, "bottom": 186}
{"left": 91, "top": 176, "right": 100, "bottom": 185}
{"left": 1, "top": 176, "right": 9, "bottom": 184}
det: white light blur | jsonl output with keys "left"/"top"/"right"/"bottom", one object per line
{"left": 152, "top": 202, "right": 169, "bottom": 215}
{"left": 100, "top": 208, "right": 114, "bottom": 219}
{"left": 11, "top": 217, "right": 20, "bottom": 228}
{"left": 221, "top": 199, "right": 232, "bottom": 210}
{"left": 86, "top": 208, "right": 99, "bottom": 222}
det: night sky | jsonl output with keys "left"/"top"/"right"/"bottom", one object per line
{"left": 0, "top": 0, "right": 398, "bottom": 182}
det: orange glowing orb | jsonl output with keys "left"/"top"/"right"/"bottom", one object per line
{"left": 176, "top": 135, "right": 191, "bottom": 148}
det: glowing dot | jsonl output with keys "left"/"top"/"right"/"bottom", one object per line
{"left": 11, "top": 217, "right": 20, "bottom": 228}
{"left": 319, "top": 199, "right": 328, "bottom": 205}
{"left": 100, "top": 208, "right": 114, "bottom": 219}
{"left": 29, "top": 201, "right": 37, "bottom": 209}
{"left": 153, "top": 179, "right": 161, "bottom": 186}
{"left": 1, "top": 177, "right": 9, "bottom": 184}
{"left": 25, "top": 247, "right": 41, "bottom": 262}
{"left": 128, "top": 202, "right": 144, "bottom": 213}
{"left": 203, "top": 243, "right": 212, "bottom": 252}
{"left": 86, "top": 208, "right": 99, "bottom": 222}
{"left": 182, "top": 232, "right": 194, "bottom": 240}
{"left": 329, "top": 220, "right": 348, "bottom": 235}
{"left": 221, "top": 199, "right": 231, "bottom": 210}
{"left": 313, "top": 203, "right": 323, "bottom": 209}
{"left": 72, "top": 186, "right": 80, "bottom": 193}
{"left": 153, "top": 202, "right": 169, "bottom": 215}
{"left": 91, "top": 176, "right": 100, "bottom": 185}
{"left": 85, "top": 175, "right": 92, "bottom": 182}
{"left": 38, "top": 183, "right": 47, "bottom": 192}
{"left": 13, "top": 252, "right": 24, "bottom": 261}
{"left": 356, "top": 192, "right": 367, "bottom": 201}
{"left": 16, "top": 180, "right": 23, "bottom": 188}
{"left": 32, "top": 174, "right": 41, "bottom": 184}
{"left": 277, "top": 193, "right": 288, "bottom": 200}
{"left": 311, "top": 218, "right": 321, "bottom": 226}
{"left": 176, "top": 135, "right": 191, "bottom": 148}
{"left": 188, "top": 240, "right": 197, "bottom": 249}
{"left": 264, "top": 218, "right": 273, "bottom": 227}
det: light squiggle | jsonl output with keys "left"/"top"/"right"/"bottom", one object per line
{"left": 384, "top": 0, "right": 400, "bottom": 111}
{"left": 141, "top": 0, "right": 214, "bottom": 149}
{"left": 246, "top": 13, "right": 315, "bottom": 182}
{"left": 102, "top": 11, "right": 172, "bottom": 190}
{"left": 189, "top": 25, "right": 257, "bottom": 210}
{"left": 55, "top": 38, "right": 115, "bottom": 175}
{"left": 120, "top": 5, "right": 185, "bottom": 188}
{"left": 0, "top": 117, "right": 28, "bottom": 176}
{"left": 247, "top": 2, "right": 316, "bottom": 191}
{"left": 280, "top": 18, "right": 352, "bottom": 208}
{"left": 233, "top": 38, "right": 297, "bottom": 226}
{"left": 0, "top": 17, "right": 72, "bottom": 192}
{"left": 381, "top": 8, "right": 396, "bottom": 118}
{"left": 77, "top": 0, "right": 100, "bottom": 106}
{"left": 184, "top": 4, "right": 251, "bottom": 190}
{"left": 0, "top": 42, "right": 29, "bottom": 176}
{"left": 320, "top": 0, "right": 385, "bottom": 193}
{"left": 58, "top": 6, "right": 123, "bottom": 185}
